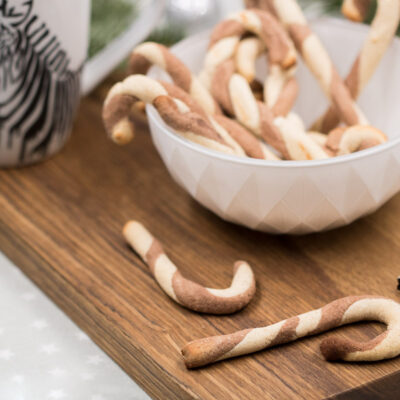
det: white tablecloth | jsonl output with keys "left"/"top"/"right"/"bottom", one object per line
{"left": 0, "top": 253, "right": 150, "bottom": 400}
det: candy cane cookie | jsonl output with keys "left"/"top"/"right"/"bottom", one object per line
{"left": 103, "top": 75, "right": 236, "bottom": 154}
{"left": 129, "top": 42, "right": 280, "bottom": 159}
{"left": 234, "top": 36, "right": 298, "bottom": 116}
{"left": 182, "top": 295, "right": 400, "bottom": 368}
{"left": 235, "top": 37, "right": 265, "bottom": 83}
{"left": 274, "top": 114, "right": 330, "bottom": 160}
{"left": 202, "top": 12, "right": 329, "bottom": 160}
{"left": 268, "top": 0, "right": 369, "bottom": 128}
{"left": 107, "top": 73, "right": 282, "bottom": 159}
{"left": 129, "top": 42, "right": 221, "bottom": 115}
{"left": 228, "top": 73, "right": 330, "bottom": 160}
{"left": 208, "top": 9, "right": 297, "bottom": 68}
{"left": 207, "top": 54, "right": 294, "bottom": 158}
{"left": 158, "top": 81, "right": 249, "bottom": 156}
{"left": 326, "top": 125, "right": 387, "bottom": 155}
{"left": 155, "top": 51, "right": 280, "bottom": 159}
{"left": 312, "top": 0, "right": 400, "bottom": 132}
{"left": 214, "top": 115, "right": 280, "bottom": 160}
{"left": 123, "top": 221, "right": 256, "bottom": 314}
{"left": 203, "top": 9, "right": 298, "bottom": 117}
{"left": 157, "top": 80, "right": 279, "bottom": 158}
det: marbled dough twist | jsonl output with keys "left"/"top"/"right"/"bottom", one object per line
{"left": 217, "top": 63, "right": 329, "bottom": 160}
{"left": 203, "top": 9, "right": 298, "bottom": 118}
{"left": 245, "top": 0, "right": 389, "bottom": 153}
{"left": 234, "top": 36, "right": 298, "bottom": 117}
{"left": 202, "top": 10, "right": 329, "bottom": 160}
{"left": 103, "top": 75, "right": 237, "bottom": 154}
{"left": 129, "top": 42, "right": 221, "bottom": 116}
{"left": 312, "top": 0, "right": 400, "bottom": 132}
{"left": 326, "top": 125, "right": 387, "bottom": 155}
{"left": 182, "top": 296, "right": 400, "bottom": 368}
{"left": 123, "top": 221, "right": 256, "bottom": 314}
{"left": 266, "top": 0, "right": 369, "bottom": 128}
{"left": 128, "top": 42, "right": 277, "bottom": 160}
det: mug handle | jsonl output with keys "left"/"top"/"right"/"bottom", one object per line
{"left": 80, "top": 0, "right": 165, "bottom": 96}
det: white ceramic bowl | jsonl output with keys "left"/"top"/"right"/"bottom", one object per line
{"left": 146, "top": 18, "right": 400, "bottom": 234}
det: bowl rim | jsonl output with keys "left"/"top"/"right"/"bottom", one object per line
{"left": 147, "top": 17, "right": 400, "bottom": 169}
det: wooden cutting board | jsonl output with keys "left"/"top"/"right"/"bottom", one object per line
{"left": 1, "top": 75, "right": 400, "bottom": 399}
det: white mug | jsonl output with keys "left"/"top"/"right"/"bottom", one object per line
{"left": 0, "top": 0, "right": 90, "bottom": 167}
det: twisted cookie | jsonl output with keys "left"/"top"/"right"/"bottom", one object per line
{"left": 103, "top": 75, "right": 239, "bottom": 154}
{"left": 234, "top": 36, "right": 298, "bottom": 117}
{"left": 326, "top": 125, "right": 387, "bottom": 155}
{"left": 235, "top": 37, "right": 264, "bottom": 84}
{"left": 129, "top": 42, "right": 220, "bottom": 115}
{"left": 312, "top": 0, "right": 400, "bottom": 132}
{"left": 202, "top": 10, "right": 331, "bottom": 160}
{"left": 274, "top": 114, "right": 330, "bottom": 160}
{"left": 182, "top": 296, "right": 400, "bottom": 368}
{"left": 269, "top": 0, "right": 369, "bottom": 128}
{"left": 128, "top": 42, "right": 281, "bottom": 160}
{"left": 123, "top": 221, "right": 256, "bottom": 314}
{"left": 227, "top": 72, "right": 329, "bottom": 160}
{"left": 214, "top": 114, "right": 279, "bottom": 160}
{"left": 204, "top": 9, "right": 297, "bottom": 117}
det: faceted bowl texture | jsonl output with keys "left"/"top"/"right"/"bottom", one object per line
{"left": 147, "top": 18, "right": 400, "bottom": 234}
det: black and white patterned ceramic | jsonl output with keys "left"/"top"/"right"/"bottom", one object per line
{"left": 0, "top": 0, "right": 90, "bottom": 166}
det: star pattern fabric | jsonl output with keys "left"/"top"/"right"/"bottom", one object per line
{"left": 0, "top": 252, "right": 149, "bottom": 400}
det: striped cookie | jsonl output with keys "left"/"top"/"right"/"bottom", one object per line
{"left": 268, "top": 0, "right": 370, "bottom": 128}
{"left": 103, "top": 75, "right": 236, "bottom": 154}
{"left": 326, "top": 125, "right": 387, "bottom": 155}
{"left": 312, "top": 0, "right": 400, "bottom": 132}
{"left": 182, "top": 296, "right": 400, "bottom": 368}
{"left": 123, "top": 221, "right": 256, "bottom": 314}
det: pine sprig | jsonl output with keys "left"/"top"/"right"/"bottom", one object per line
{"left": 89, "top": 0, "right": 137, "bottom": 58}
{"left": 302, "top": 0, "right": 343, "bottom": 14}
{"left": 145, "top": 25, "right": 186, "bottom": 47}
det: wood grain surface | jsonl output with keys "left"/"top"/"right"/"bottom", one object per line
{"left": 1, "top": 75, "right": 400, "bottom": 399}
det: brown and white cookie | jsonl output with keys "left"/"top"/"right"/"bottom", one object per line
{"left": 312, "top": 0, "right": 400, "bottom": 132}
{"left": 129, "top": 42, "right": 284, "bottom": 159}
{"left": 129, "top": 42, "right": 221, "bottom": 115}
{"left": 182, "top": 295, "right": 400, "bottom": 368}
{"left": 326, "top": 125, "right": 387, "bottom": 155}
{"left": 234, "top": 36, "right": 298, "bottom": 116}
{"left": 227, "top": 73, "right": 329, "bottom": 160}
{"left": 202, "top": 9, "right": 297, "bottom": 117}
{"left": 103, "top": 75, "right": 236, "bottom": 154}
{"left": 123, "top": 221, "right": 256, "bottom": 314}
{"left": 268, "top": 0, "right": 370, "bottom": 128}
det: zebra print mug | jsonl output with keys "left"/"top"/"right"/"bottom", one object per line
{"left": 0, "top": 0, "right": 90, "bottom": 166}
